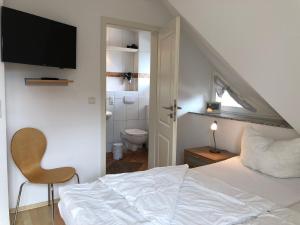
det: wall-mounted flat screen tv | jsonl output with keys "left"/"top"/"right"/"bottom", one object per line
{"left": 1, "top": 7, "right": 76, "bottom": 69}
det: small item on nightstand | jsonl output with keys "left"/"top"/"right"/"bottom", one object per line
{"left": 206, "top": 102, "right": 221, "bottom": 114}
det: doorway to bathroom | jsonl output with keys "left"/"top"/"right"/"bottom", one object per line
{"left": 104, "top": 24, "right": 152, "bottom": 174}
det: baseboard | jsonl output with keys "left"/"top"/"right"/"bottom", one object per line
{"left": 9, "top": 199, "right": 60, "bottom": 213}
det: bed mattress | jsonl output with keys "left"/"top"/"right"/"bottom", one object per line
{"left": 193, "top": 156, "right": 300, "bottom": 207}
{"left": 59, "top": 157, "right": 300, "bottom": 225}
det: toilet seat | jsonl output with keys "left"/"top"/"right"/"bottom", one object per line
{"left": 124, "top": 129, "right": 148, "bottom": 136}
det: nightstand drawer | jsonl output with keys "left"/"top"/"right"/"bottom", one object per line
{"left": 185, "top": 154, "right": 214, "bottom": 168}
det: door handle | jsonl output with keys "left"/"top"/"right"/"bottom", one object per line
{"left": 163, "top": 106, "right": 174, "bottom": 111}
{"left": 163, "top": 106, "right": 182, "bottom": 111}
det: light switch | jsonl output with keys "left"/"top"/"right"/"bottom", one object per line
{"left": 88, "top": 97, "right": 96, "bottom": 104}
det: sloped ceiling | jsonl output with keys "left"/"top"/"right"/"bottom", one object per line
{"left": 164, "top": 0, "right": 300, "bottom": 133}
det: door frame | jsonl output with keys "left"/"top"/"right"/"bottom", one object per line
{"left": 100, "top": 17, "right": 159, "bottom": 175}
{"left": 0, "top": 0, "right": 10, "bottom": 224}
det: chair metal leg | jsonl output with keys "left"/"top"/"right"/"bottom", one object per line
{"left": 13, "top": 181, "right": 28, "bottom": 225}
{"left": 48, "top": 184, "right": 51, "bottom": 206}
{"left": 50, "top": 184, "right": 55, "bottom": 225}
{"left": 75, "top": 173, "right": 80, "bottom": 184}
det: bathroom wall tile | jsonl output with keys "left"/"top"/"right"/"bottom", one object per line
{"left": 138, "top": 52, "right": 151, "bottom": 74}
{"left": 106, "top": 91, "right": 114, "bottom": 99}
{"left": 138, "top": 96, "right": 149, "bottom": 120}
{"left": 113, "top": 98, "right": 126, "bottom": 121}
{"left": 122, "top": 29, "right": 138, "bottom": 47}
{"left": 122, "top": 52, "right": 134, "bottom": 72}
{"left": 125, "top": 120, "right": 139, "bottom": 129}
{"left": 138, "top": 31, "right": 151, "bottom": 52}
{"left": 106, "top": 118, "right": 114, "bottom": 144}
{"left": 126, "top": 119, "right": 147, "bottom": 130}
{"left": 138, "top": 78, "right": 150, "bottom": 98}
{"left": 126, "top": 100, "right": 139, "bottom": 120}
{"left": 114, "top": 91, "right": 126, "bottom": 99}
{"left": 139, "top": 119, "right": 147, "bottom": 130}
{"left": 134, "top": 53, "right": 139, "bottom": 73}
{"left": 107, "top": 27, "right": 123, "bottom": 47}
{"left": 107, "top": 77, "right": 126, "bottom": 92}
{"left": 113, "top": 121, "right": 126, "bottom": 142}
{"left": 106, "top": 143, "right": 113, "bottom": 152}
{"left": 124, "top": 91, "right": 139, "bottom": 98}
{"left": 106, "top": 51, "right": 123, "bottom": 72}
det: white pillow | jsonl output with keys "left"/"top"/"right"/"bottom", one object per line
{"left": 241, "top": 127, "right": 300, "bottom": 178}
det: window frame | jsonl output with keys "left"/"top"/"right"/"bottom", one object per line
{"left": 210, "top": 73, "right": 259, "bottom": 117}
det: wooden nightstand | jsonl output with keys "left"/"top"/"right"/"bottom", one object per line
{"left": 184, "top": 146, "right": 237, "bottom": 168}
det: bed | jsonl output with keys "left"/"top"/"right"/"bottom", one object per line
{"left": 58, "top": 157, "right": 300, "bottom": 225}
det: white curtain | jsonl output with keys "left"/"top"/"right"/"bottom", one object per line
{"left": 214, "top": 76, "right": 257, "bottom": 112}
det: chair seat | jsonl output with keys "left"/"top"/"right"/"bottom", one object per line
{"left": 26, "top": 167, "right": 76, "bottom": 184}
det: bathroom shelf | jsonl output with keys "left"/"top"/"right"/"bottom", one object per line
{"left": 107, "top": 46, "right": 138, "bottom": 53}
{"left": 25, "top": 78, "right": 74, "bottom": 86}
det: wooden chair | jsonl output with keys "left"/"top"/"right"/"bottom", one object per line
{"left": 11, "top": 128, "right": 80, "bottom": 225}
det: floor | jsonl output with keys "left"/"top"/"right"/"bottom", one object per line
{"left": 10, "top": 204, "right": 65, "bottom": 225}
{"left": 106, "top": 148, "right": 148, "bottom": 174}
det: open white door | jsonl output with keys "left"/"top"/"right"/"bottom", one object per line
{"left": 155, "top": 17, "right": 180, "bottom": 167}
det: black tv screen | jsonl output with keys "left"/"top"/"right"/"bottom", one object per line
{"left": 1, "top": 7, "right": 76, "bottom": 69}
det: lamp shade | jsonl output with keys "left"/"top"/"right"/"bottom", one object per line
{"left": 210, "top": 121, "right": 218, "bottom": 131}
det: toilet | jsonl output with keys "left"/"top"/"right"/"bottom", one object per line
{"left": 120, "top": 129, "right": 148, "bottom": 151}
{"left": 121, "top": 105, "right": 149, "bottom": 151}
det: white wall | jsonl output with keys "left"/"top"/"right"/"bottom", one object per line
{"left": 4, "top": 0, "right": 172, "bottom": 208}
{"left": 0, "top": 1, "right": 10, "bottom": 224}
{"left": 177, "top": 31, "right": 215, "bottom": 164}
{"left": 176, "top": 29, "right": 299, "bottom": 165}
{"left": 167, "top": 0, "right": 300, "bottom": 133}
{"left": 177, "top": 113, "right": 299, "bottom": 164}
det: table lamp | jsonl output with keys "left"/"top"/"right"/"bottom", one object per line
{"left": 210, "top": 121, "right": 220, "bottom": 153}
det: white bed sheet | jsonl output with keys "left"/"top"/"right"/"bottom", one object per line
{"left": 58, "top": 201, "right": 74, "bottom": 225}
{"left": 193, "top": 156, "right": 300, "bottom": 207}
{"left": 59, "top": 157, "right": 300, "bottom": 225}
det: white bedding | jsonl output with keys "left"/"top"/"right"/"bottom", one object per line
{"left": 59, "top": 158, "right": 300, "bottom": 225}
{"left": 194, "top": 157, "right": 300, "bottom": 207}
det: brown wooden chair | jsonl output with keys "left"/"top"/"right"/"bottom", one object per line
{"left": 11, "top": 128, "right": 80, "bottom": 225}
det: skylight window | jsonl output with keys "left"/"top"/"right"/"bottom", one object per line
{"left": 215, "top": 91, "right": 242, "bottom": 108}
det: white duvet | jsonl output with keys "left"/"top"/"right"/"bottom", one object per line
{"left": 59, "top": 165, "right": 300, "bottom": 225}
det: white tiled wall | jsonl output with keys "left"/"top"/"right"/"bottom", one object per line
{"left": 106, "top": 29, "right": 151, "bottom": 152}
{"left": 106, "top": 90, "right": 150, "bottom": 152}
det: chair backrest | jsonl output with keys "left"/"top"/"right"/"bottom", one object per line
{"left": 11, "top": 128, "right": 47, "bottom": 179}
